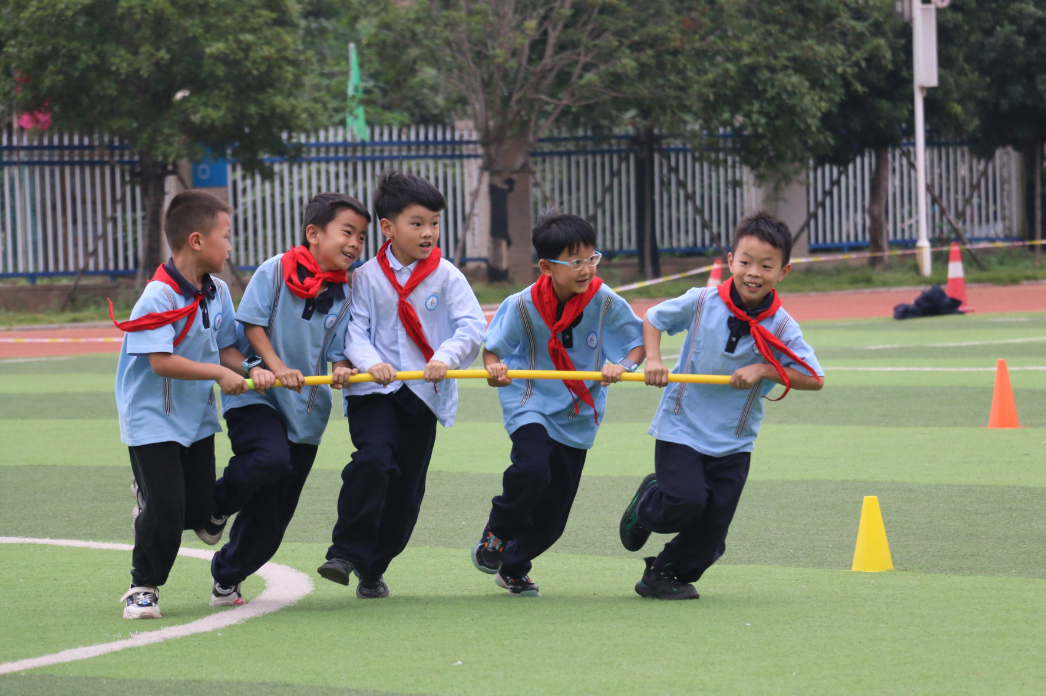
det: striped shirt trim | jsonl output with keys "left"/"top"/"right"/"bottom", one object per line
{"left": 517, "top": 294, "right": 538, "bottom": 406}
{"left": 733, "top": 315, "right": 792, "bottom": 437}
{"left": 566, "top": 295, "right": 613, "bottom": 421}
{"left": 161, "top": 377, "right": 173, "bottom": 416}
{"left": 672, "top": 288, "right": 711, "bottom": 415}
{"left": 266, "top": 262, "right": 283, "bottom": 338}
{"left": 307, "top": 289, "right": 352, "bottom": 414}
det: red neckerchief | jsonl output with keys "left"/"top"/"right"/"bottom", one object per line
{"left": 281, "top": 246, "right": 348, "bottom": 299}
{"left": 531, "top": 274, "right": 604, "bottom": 422}
{"left": 108, "top": 265, "right": 209, "bottom": 347}
{"left": 376, "top": 239, "right": 441, "bottom": 362}
{"left": 716, "top": 277, "right": 821, "bottom": 400}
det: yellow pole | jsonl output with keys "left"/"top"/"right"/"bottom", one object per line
{"left": 246, "top": 369, "right": 731, "bottom": 390}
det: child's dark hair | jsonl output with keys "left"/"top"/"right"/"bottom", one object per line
{"left": 164, "top": 190, "right": 231, "bottom": 250}
{"left": 372, "top": 170, "right": 446, "bottom": 221}
{"left": 532, "top": 212, "right": 597, "bottom": 260}
{"left": 731, "top": 211, "right": 793, "bottom": 265}
{"left": 301, "top": 192, "right": 371, "bottom": 245}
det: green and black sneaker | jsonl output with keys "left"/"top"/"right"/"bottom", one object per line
{"left": 634, "top": 557, "right": 699, "bottom": 600}
{"left": 619, "top": 473, "right": 657, "bottom": 552}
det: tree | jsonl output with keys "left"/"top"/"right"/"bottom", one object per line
{"left": 408, "top": 0, "right": 633, "bottom": 283}
{"left": 943, "top": 0, "right": 1046, "bottom": 263}
{"left": 1, "top": 0, "right": 323, "bottom": 275}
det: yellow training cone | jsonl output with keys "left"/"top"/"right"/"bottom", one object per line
{"left": 851, "top": 496, "right": 893, "bottom": 572}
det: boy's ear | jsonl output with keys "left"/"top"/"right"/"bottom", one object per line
{"left": 379, "top": 218, "right": 395, "bottom": 239}
{"left": 537, "top": 259, "right": 555, "bottom": 278}
{"left": 187, "top": 231, "right": 204, "bottom": 251}
{"left": 304, "top": 223, "right": 322, "bottom": 246}
{"left": 778, "top": 262, "right": 792, "bottom": 281}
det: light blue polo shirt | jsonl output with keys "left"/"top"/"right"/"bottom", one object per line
{"left": 484, "top": 284, "right": 644, "bottom": 450}
{"left": 222, "top": 254, "right": 351, "bottom": 445}
{"left": 647, "top": 287, "right": 823, "bottom": 457}
{"left": 116, "top": 272, "right": 238, "bottom": 447}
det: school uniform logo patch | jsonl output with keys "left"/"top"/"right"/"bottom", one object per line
{"left": 586, "top": 331, "right": 598, "bottom": 348}
{"left": 213, "top": 313, "right": 223, "bottom": 330}
{"left": 324, "top": 314, "right": 338, "bottom": 330}
{"left": 425, "top": 294, "right": 439, "bottom": 311}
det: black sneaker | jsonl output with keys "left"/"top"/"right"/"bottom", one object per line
{"left": 634, "top": 557, "right": 699, "bottom": 600}
{"left": 121, "top": 585, "right": 162, "bottom": 619}
{"left": 356, "top": 575, "right": 390, "bottom": 599}
{"left": 471, "top": 519, "right": 505, "bottom": 574}
{"left": 195, "top": 515, "right": 228, "bottom": 546}
{"left": 495, "top": 572, "right": 541, "bottom": 597}
{"left": 620, "top": 473, "right": 657, "bottom": 552}
{"left": 317, "top": 558, "right": 356, "bottom": 585}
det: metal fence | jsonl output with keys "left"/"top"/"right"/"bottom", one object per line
{"left": 806, "top": 144, "right": 1020, "bottom": 250}
{"left": 229, "top": 124, "right": 483, "bottom": 268}
{"left": 0, "top": 124, "right": 1026, "bottom": 280}
{"left": 0, "top": 130, "right": 143, "bottom": 280}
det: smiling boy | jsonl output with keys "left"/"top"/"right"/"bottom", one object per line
{"left": 475, "top": 213, "right": 644, "bottom": 597}
{"left": 618, "top": 212, "right": 824, "bottom": 600}
{"left": 206, "top": 193, "right": 367, "bottom": 607}
{"left": 318, "top": 171, "right": 486, "bottom": 598}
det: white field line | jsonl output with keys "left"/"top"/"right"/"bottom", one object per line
{"left": 0, "top": 537, "right": 312, "bottom": 676}
{"left": 824, "top": 366, "right": 1046, "bottom": 372}
{"left": 0, "top": 356, "right": 74, "bottom": 364}
{"left": 862, "top": 336, "right": 1046, "bottom": 350}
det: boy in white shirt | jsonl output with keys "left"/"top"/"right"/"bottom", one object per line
{"left": 318, "top": 170, "right": 486, "bottom": 598}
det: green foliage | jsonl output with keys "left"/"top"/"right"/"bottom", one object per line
{"left": 0, "top": 0, "right": 322, "bottom": 170}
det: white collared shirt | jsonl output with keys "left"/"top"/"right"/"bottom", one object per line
{"left": 344, "top": 246, "right": 486, "bottom": 426}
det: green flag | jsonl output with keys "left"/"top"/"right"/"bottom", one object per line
{"left": 347, "top": 43, "right": 368, "bottom": 141}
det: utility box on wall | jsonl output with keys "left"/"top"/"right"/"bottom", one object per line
{"left": 192, "top": 151, "right": 229, "bottom": 188}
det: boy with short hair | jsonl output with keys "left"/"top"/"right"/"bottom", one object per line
{"left": 475, "top": 213, "right": 645, "bottom": 597}
{"left": 112, "top": 190, "right": 252, "bottom": 619}
{"left": 318, "top": 170, "right": 486, "bottom": 598}
{"left": 618, "top": 211, "right": 823, "bottom": 600}
{"left": 206, "top": 192, "right": 369, "bottom": 607}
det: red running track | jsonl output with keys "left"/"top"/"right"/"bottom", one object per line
{"left": 2, "top": 283, "right": 1043, "bottom": 359}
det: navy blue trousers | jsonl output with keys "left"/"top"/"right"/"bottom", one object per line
{"left": 128, "top": 436, "right": 215, "bottom": 587}
{"left": 489, "top": 423, "right": 587, "bottom": 578}
{"left": 327, "top": 387, "right": 438, "bottom": 579}
{"left": 636, "top": 440, "right": 750, "bottom": 583}
{"left": 211, "top": 405, "right": 317, "bottom": 586}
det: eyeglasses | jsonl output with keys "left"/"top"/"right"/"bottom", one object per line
{"left": 544, "top": 251, "right": 603, "bottom": 271}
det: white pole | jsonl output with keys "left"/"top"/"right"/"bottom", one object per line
{"left": 912, "top": 2, "right": 931, "bottom": 276}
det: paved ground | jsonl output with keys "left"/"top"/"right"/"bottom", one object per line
{"left": 2, "top": 282, "right": 1043, "bottom": 359}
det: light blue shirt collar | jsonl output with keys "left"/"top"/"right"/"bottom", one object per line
{"left": 385, "top": 245, "right": 418, "bottom": 273}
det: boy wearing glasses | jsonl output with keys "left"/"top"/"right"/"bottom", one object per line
{"left": 475, "top": 212, "right": 645, "bottom": 596}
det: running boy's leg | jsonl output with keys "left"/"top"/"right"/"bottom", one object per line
{"left": 213, "top": 406, "right": 293, "bottom": 518}
{"left": 212, "top": 442, "right": 317, "bottom": 587}
{"left": 367, "top": 387, "right": 438, "bottom": 578}
{"left": 499, "top": 431, "right": 586, "bottom": 579}
{"left": 327, "top": 392, "right": 401, "bottom": 576}
{"left": 129, "top": 442, "right": 188, "bottom": 587}
{"left": 181, "top": 435, "right": 217, "bottom": 533}
{"left": 488, "top": 424, "right": 556, "bottom": 542}
{"left": 654, "top": 450, "right": 750, "bottom": 583}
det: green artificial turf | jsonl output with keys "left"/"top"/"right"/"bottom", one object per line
{"left": 2, "top": 312, "right": 1046, "bottom": 695}
{"left": 12, "top": 545, "right": 1046, "bottom": 696}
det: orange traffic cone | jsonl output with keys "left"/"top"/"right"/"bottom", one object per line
{"left": 707, "top": 259, "right": 723, "bottom": 287}
{"left": 946, "top": 242, "right": 966, "bottom": 307}
{"left": 988, "top": 359, "right": 1020, "bottom": 429}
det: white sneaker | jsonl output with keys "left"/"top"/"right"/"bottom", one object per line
{"left": 121, "top": 586, "right": 161, "bottom": 619}
{"left": 209, "top": 578, "right": 245, "bottom": 607}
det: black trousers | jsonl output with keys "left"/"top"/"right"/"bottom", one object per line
{"left": 128, "top": 436, "right": 215, "bottom": 587}
{"left": 489, "top": 423, "right": 587, "bottom": 578}
{"left": 211, "top": 405, "right": 318, "bottom": 586}
{"left": 327, "top": 387, "right": 438, "bottom": 579}
{"left": 635, "top": 440, "right": 750, "bottom": 583}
